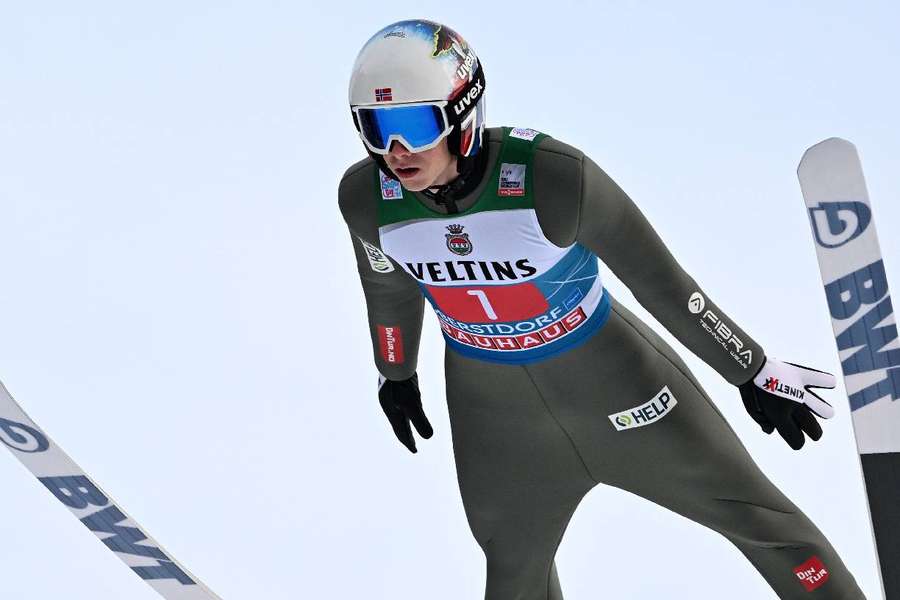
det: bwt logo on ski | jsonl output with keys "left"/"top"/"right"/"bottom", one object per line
{"left": 793, "top": 556, "right": 829, "bottom": 592}
{"left": 0, "top": 417, "right": 196, "bottom": 585}
{"left": 824, "top": 259, "right": 900, "bottom": 410}
{"left": 809, "top": 201, "right": 871, "bottom": 249}
{"left": 0, "top": 417, "right": 49, "bottom": 453}
{"left": 763, "top": 377, "right": 805, "bottom": 400}
{"left": 608, "top": 387, "right": 678, "bottom": 431}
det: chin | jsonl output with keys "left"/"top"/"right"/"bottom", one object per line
{"left": 397, "top": 174, "right": 432, "bottom": 192}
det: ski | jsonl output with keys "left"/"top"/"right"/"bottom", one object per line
{"left": 797, "top": 138, "right": 899, "bottom": 600}
{"left": 0, "top": 377, "right": 222, "bottom": 599}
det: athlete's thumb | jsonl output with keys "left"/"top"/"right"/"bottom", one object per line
{"left": 409, "top": 406, "right": 434, "bottom": 439}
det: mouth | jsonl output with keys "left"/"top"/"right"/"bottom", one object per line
{"left": 393, "top": 166, "right": 420, "bottom": 179}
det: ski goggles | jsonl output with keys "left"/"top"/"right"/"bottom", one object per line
{"left": 352, "top": 101, "right": 454, "bottom": 155}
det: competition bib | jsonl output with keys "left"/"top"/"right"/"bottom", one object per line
{"left": 376, "top": 127, "right": 610, "bottom": 364}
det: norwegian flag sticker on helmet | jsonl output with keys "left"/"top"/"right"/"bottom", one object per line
{"left": 375, "top": 87, "right": 393, "bottom": 102}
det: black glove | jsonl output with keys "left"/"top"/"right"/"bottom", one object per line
{"left": 739, "top": 356, "right": 836, "bottom": 450}
{"left": 378, "top": 372, "right": 433, "bottom": 453}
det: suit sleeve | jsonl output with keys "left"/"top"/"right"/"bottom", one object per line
{"left": 575, "top": 155, "right": 765, "bottom": 385}
{"left": 339, "top": 172, "right": 425, "bottom": 382}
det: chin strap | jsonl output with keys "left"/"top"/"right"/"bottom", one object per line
{"left": 421, "top": 132, "right": 490, "bottom": 214}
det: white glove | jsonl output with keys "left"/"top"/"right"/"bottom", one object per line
{"left": 739, "top": 357, "right": 837, "bottom": 450}
{"left": 752, "top": 357, "right": 836, "bottom": 419}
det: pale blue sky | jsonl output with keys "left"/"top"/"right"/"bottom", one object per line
{"left": 1, "top": 2, "right": 898, "bottom": 598}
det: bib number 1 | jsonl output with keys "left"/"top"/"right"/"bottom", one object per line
{"left": 426, "top": 283, "right": 549, "bottom": 323}
{"left": 466, "top": 289, "right": 498, "bottom": 320}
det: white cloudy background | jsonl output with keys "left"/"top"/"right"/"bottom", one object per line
{"left": 1, "top": 1, "right": 898, "bottom": 598}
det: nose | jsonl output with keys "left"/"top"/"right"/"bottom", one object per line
{"left": 388, "top": 139, "right": 413, "bottom": 157}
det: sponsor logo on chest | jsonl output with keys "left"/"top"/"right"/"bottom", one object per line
{"left": 380, "top": 170, "right": 403, "bottom": 200}
{"left": 609, "top": 386, "right": 678, "bottom": 431}
{"left": 445, "top": 224, "right": 473, "bottom": 255}
{"left": 404, "top": 258, "right": 537, "bottom": 283}
{"left": 384, "top": 210, "right": 550, "bottom": 284}
{"left": 499, "top": 163, "right": 526, "bottom": 197}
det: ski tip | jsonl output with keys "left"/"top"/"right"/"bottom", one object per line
{"left": 797, "top": 137, "right": 857, "bottom": 172}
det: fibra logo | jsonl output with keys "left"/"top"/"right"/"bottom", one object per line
{"left": 690, "top": 297, "right": 753, "bottom": 369}
{"left": 445, "top": 224, "right": 473, "bottom": 256}
{"left": 809, "top": 201, "right": 871, "bottom": 249}
{"left": 608, "top": 386, "right": 678, "bottom": 431}
{"left": 453, "top": 79, "right": 483, "bottom": 116}
{"left": 688, "top": 291, "right": 705, "bottom": 314}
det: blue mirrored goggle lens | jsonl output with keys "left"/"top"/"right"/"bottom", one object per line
{"left": 357, "top": 104, "right": 445, "bottom": 151}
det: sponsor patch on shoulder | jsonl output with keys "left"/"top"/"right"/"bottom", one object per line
{"left": 499, "top": 163, "right": 526, "bottom": 197}
{"left": 609, "top": 386, "right": 678, "bottom": 431}
{"left": 380, "top": 170, "right": 403, "bottom": 200}
{"left": 359, "top": 238, "right": 394, "bottom": 273}
{"left": 509, "top": 127, "right": 540, "bottom": 141}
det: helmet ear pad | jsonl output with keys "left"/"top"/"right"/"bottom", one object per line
{"left": 453, "top": 95, "right": 486, "bottom": 158}
{"left": 445, "top": 63, "right": 486, "bottom": 159}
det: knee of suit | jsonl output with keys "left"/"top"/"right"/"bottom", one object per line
{"left": 710, "top": 498, "right": 821, "bottom": 549}
{"left": 464, "top": 505, "right": 569, "bottom": 556}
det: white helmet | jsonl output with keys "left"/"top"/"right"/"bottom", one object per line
{"left": 348, "top": 19, "right": 486, "bottom": 172}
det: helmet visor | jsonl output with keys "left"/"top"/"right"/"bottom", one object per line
{"left": 354, "top": 103, "right": 451, "bottom": 154}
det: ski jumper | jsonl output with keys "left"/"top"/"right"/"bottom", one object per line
{"left": 338, "top": 127, "right": 866, "bottom": 600}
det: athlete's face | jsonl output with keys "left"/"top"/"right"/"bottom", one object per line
{"left": 384, "top": 138, "right": 458, "bottom": 192}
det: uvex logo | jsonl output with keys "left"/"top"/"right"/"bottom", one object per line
{"left": 453, "top": 80, "right": 483, "bottom": 115}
